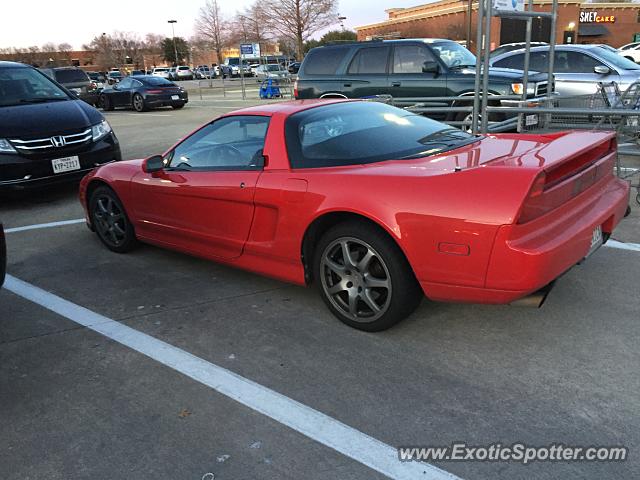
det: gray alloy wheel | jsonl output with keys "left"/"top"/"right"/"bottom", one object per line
{"left": 132, "top": 93, "right": 146, "bottom": 112}
{"left": 89, "top": 186, "right": 137, "bottom": 253}
{"left": 457, "top": 111, "right": 480, "bottom": 133}
{"left": 319, "top": 236, "right": 392, "bottom": 324}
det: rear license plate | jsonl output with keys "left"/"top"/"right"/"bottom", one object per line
{"left": 586, "top": 225, "right": 603, "bottom": 257}
{"left": 525, "top": 114, "right": 538, "bottom": 126}
{"left": 52, "top": 156, "right": 80, "bottom": 174}
{"left": 171, "top": 95, "right": 179, "bottom": 100}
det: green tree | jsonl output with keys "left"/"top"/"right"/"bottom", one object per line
{"left": 162, "top": 37, "right": 190, "bottom": 65}
{"left": 318, "top": 29, "right": 356, "bottom": 44}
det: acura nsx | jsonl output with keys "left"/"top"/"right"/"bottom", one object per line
{"left": 79, "top": 100, "right": 630, "bottom": 331}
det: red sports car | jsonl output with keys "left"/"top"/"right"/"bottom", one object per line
{"left": 79, "top": 100, "right": 630, "bottom": 331}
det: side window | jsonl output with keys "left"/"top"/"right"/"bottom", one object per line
{"left": 565, "top": 52, "right": 601, "bottom": 73}
{"left": 393, "top": 45, "right": 436, "bottom": 73}
{"left": 118, "top": 78, "right": 133, "bottom": 89}
{"left": 347, "top": 47, "right": 390, "bottom": 74}
{"left": 303, "top": 47, "right": 349, "bottom": 75}
{"left": 529, "top": 52, "right": 549, "bottom": 72}
{"left": 132, "top": 79, "right": 143, "bottom": 88}
{"left": 494, "top": 54, "right": 524, "bottom": 70}
{"left": 167, "top": 115, "right": 270, "bottom": 170}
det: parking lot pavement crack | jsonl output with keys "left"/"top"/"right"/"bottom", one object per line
{"left": 0, "top": 324, "right": 87, "bottom": 346}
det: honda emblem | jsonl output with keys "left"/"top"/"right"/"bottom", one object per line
{"left": 51, "top": 135, "right": 65, "bottom": 147}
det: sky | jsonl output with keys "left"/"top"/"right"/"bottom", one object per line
{"left": 0, "top": 0, "right": 425, "bottom": 50}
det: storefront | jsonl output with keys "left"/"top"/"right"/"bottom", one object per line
{"left": 355, "top": 0, "right": 640, "bottom": 49}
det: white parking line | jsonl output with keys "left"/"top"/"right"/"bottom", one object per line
{"left": 5, "top": 218, "right": 85, "bottom": 234}
{"left": 605, "top": 239, "right": 640, "bottom": 252}
{"left": 3, "top": 274, "right": 459, "bottom": 480}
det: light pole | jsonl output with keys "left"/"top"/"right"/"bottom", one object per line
{"left": 168, "top": 20, "right": 178, "bottom": 66}
{"left": 338, "top": 14, "right": 347, "bottom": 30}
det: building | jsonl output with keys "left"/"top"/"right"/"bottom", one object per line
{"left": 355, "top": 0, "right": 640, "bottom": 50}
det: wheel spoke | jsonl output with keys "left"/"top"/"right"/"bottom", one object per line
{"left": 361, "top": 290, "right": 381, "bottom": 313}
{"left": 328, "top": 283, "right": 345, "bottom": 295}
{"left": 364, "top": 274, "right": 389, "bottom": 290}
{"left": 357, "top": 249, "right": 374, "bottom": 271}
{"left": 347, "top": 291, "right": 358, "bottom": 315}
{"left": 325, "top": 258, "right": 346, "bottom": 275}
{"left": 340, "top": 241, "right": 356, "bottom": 268}
{"left": 113, "top": 223, "right": 126, "bottom": 236}
{"left": 97, "top": 199, "right": 108, "bottom": 214}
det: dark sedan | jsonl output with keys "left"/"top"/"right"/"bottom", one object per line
{"left": 100, "top": 75, "right": 188, "bottom": 112}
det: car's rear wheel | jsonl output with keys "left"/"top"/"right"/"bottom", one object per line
{"left": 101, "top": 95, "right": 114, "bottom": 111}
{"left": 313, "top": 222, "right": 423, "bottom": 331}
{"left": 132, "top": 93, "right": 147, "bottom": 112}
{"left": 89, "top": 186, "right": 138, "bottom": 253}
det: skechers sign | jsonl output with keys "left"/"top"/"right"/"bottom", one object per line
{"left": 580, "top": 11, "right": 616, "bottom": 23}
{"left": 493, "top": 0, "right": 524, "bottom": 12}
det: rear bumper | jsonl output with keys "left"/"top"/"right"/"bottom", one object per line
{"left": 422, "top": 175, "right": 630, "bottom": 304}
{"left": 144, "top": 93, "right": 188, "bottom": 107}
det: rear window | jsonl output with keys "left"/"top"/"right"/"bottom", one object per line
{"left": 303, "top": 47, "right": 349, "bottom": 75}
{"left": 285, "top": 102, "right": 475, "bottom": 168}
{"left": 143, "top": 77, "right": 174, "bottom": 86}
{"left": 54, "top": 69, "right": 89, "bottom": 84}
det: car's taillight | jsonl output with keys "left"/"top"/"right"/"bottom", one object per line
{"left": 293, "top": 79, "right": 298, "bottom": 98}
{"left": 517, "top": 172, "right": 548, "bottom": 224}
{"left": 146, "top": 89, "right": 163, "bottom": 94}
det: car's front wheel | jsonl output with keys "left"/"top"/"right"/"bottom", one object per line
{"left": 101, "top": 95, "right": 114, "bottom": 111}
{"left": 89, "top": 186, "right": 138, "bottom": 253}
{"left": 313, "top": 222, "right": 423, "bottom": 331}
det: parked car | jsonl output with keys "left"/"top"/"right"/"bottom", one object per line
{"left": 87, "top": 71, "right": 106, "bottom": 90}
{"left": 249, "top": 63, "right": 260, "bottom": 76}
{"left": 195, "top": 65, "right": 211, "bottom": 79}
{"left": 175, "top": 66, "right": 194, "bottom": 80}
{"left": 39, "top": 67, "right": 99, "bottom": 106}
{"left": 296, "top": 39, "right": 550, "bottom": 128}
{"left": 490, "top": 42, "right": 548, "bottom": 58}
{"left": 288, "top": 62, "right": 301, "bottom": 74}
{"left": 0, "top": 221, "right": 5, "bottom": 288}
{"left": 168, "top": 67, "right": 177, "bottom": 80}
{"left": 107, "top": 71, "right": 123, "bottom": 85}
{"left": 79, "top": 99, "right": 629, "bottom": 331}
{"left": 617, "top": 42, "right": 640, "bottom": 63}
{"left": 151, "top": 67, "right": 171, "bottom": 79}
{"left": 0, "top": 61, "right": 121, "bottom": 191}
{"left": 130, "top": 70, "right": 145, "bottom": 76}
{"left": 491, "top": 44, "right": 640, "bottom": 97}
{"left": 100, "top": 75, "right": 188, "bottom": 112}
{"left": 255, "top": 64, "right": 290, "bottom": 82}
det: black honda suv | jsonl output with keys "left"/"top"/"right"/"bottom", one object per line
{"left": 295, "top": 39, "right": 550, "bottom": 126}
{"left": 0, "top": 61, "right": 121, "bottom": 190}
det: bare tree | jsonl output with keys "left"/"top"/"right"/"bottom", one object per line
{"left": 144, "top": 33, "right": 165, "bottom": 68}
{"left": 232, "top": 3, "right": 271, "bottom": 45}
{"left": 262, "top": 0, "right": 338, "bottom": 60}
{"left": 58, "top": 42, "right": 74, "bottom": 64}
{"left": 84, "top": 32, "right": 145, "bottom": 69}
{"left": 195, "top": 0, "right": 228, "bottom": 64}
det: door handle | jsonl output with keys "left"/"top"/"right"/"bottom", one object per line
{"left": 240, "top": 182, "right": 245, "bottom": 189}
{"left": 391, "top": 82, "right": 401, "bottom": 87}
{"left": 343, "top": 83, "right": 351, "bottom": 87}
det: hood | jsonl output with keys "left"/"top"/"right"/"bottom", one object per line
{"left": 451, "top": 66, "right": 548, "bottom": 82}
{"left": 0, "top": 99, "right": 103, "bottom": 138}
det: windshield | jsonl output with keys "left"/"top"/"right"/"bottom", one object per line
{"left": 285, "top": 102, "right": 476, "bottom": 168}
{"left": 430, "top": 41, "right": 477, "bottom": 68}
{"left": 591, "top": 46, "right": 640, "bottom": 70}
{"left": 109, "top": 72, "right": 122, "bottom": 77}
{"left": 0, "top": 66, "right": 69, "bottom": 107}
{"left": 267, "top": 65, "right": 282, "bottom": 72}
{"left": 154, "top": 68, "right": 168, "bottom": 72}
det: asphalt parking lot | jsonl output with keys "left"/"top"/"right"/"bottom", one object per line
{"left": 1, "top": 96, "right": 640, "bottom": 480}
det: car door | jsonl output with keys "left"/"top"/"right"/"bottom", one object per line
{"left": 553, "top": 50, "right": 619, "bottom": 97}
{"left": 130, "top": 115, "right": 270, "bottom": 259}
{"left": 389, "top": 44, "right": 446, "bottom": 116}
{"left": 342, "top": 45, "right": 390, "bottom": 98}
{"left": 112, "top": 77, "right": 133, "bottom": 106}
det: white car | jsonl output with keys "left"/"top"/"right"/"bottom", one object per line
{"left": 151, "top": 67, "right": 171, "bottom": 79}
{"left": 255, "top": 64, "right": 290, "bottom": 82}
{"left": 176, "top": 66, "right": 194, "bottom": 80}
{"left": 618, "top": 42, "right": 640, "bottom": 63}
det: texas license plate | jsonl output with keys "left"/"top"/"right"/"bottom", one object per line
{"left": 52, "top": 156, "right": 80, "bottom": 174}
{"left": 586, "top": 225, "right": 603, "bottom": 257}
{"left": 171, "top": 95, "right": 179, "bottom": 100}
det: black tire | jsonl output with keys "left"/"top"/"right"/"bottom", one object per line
{"left": 172, "top": 103, "right": 185, "bottom": 110}
{"left": 313, "top": 221, "right": 423, "bottom": 331}
{"left": 89, "top": 186, "right": 138, "bottom": 253}
{"left": 101, "top": 95, "right": 114, "bottom": 111}
{"left": 132, "top": 93, "right": 147, "bottom": 112}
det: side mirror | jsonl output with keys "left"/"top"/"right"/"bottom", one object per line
{"left": 143, "top": 155, "right": 164, "bottom": 173}
{"left": 594, "top": 65, "right": 610, "bottom": 75}
{"left": 423, "top": 61, "right": 440, "bottom": 75}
